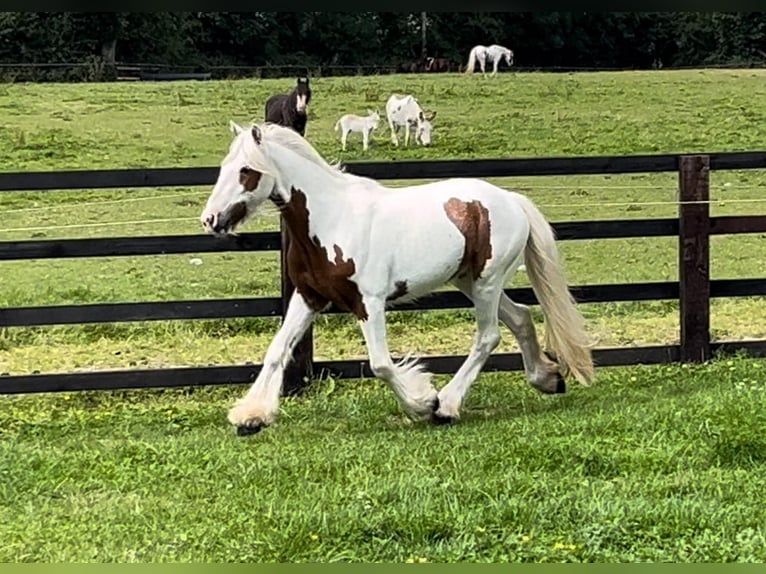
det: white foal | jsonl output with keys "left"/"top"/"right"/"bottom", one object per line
{"left": 334, "top": 109, "right": 380, "bottom": 151}
{"left": 201, "top": 121, "right": 594, "bottom": 435}
{"left": 385, "top": 94, "right": 436, "bottom": 147}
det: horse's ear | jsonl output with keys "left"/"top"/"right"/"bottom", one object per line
{"left": 428, "top": 111, "right": 437, "bottom": 121}
{"left": 229, "top": 120, "right": 243, "bottom": 135}
{"left": 251, "top": 125, "right": 262, "bottom": 145}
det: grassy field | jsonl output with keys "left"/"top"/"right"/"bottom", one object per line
{"left": 1, "top": 69, "right": 766, "bottom": 374}
{"left": 2, "top": 70, "right": 766, "bottom": 562}
{"left": 2, "top": 356, "right": 766, "bottom": 562}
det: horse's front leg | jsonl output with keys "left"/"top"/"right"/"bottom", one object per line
{"left": 228, "top": 291, "right": 318, "bottom": 435}
{"left": 358, "top": 297, "right": 438, "bottom": 420}
{"left": 404, "top": 124, "right": 411, "bottom": 147}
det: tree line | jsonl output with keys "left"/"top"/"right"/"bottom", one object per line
{"left": 1, "top": 12, "right": 765, "bottom": 79}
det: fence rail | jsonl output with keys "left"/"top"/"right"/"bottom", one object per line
{"left": 3, "top": 150, "right": 766, "bottom": 192}
{"left": 2, "top": 151, "right": 766, "bottom": 395}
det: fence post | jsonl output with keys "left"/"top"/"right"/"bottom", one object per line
{"left": 279, "top": 217, "right": 314, "bottom": 395}
{"left": 678, "top": 154, "right": 711, "bottom": 363}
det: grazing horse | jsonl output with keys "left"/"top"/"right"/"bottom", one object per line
{"left": 397, "top": 60, "right": 422, "bottom": 74}
{"left": 464, "top": 44, "right": 514, "bottom": 77}
{"left": 200, "top": 121, "right": 594, "bottom": 436}
{"left": 398, "top": 57, "right": 452, "bottom": 74}
{"left": 264, "top": 77, "right": 312, "bottom": 137}
{"left": 385, "top": 94, "right": 436, "bottom": 147}
{"left": 424, "top": 57, "right": 452, "bottom": 73}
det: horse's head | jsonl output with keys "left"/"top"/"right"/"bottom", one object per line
{"left": 505, "top": 49, "right": 514, "bottom": 66}
{"left": 294, "top": 77, "right": 311, "bottom": 113}
{"left": 201, "top": 121, "right": 276, "bottom": 236}
{"left": 416, "top": 110, "right": 436, "bottom": 146}
{"left": 368, "top": 109, "right": 380, "bottom": 128}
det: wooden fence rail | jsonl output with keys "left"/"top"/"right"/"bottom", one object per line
{"left": 2, "top": 151, "right": 766, "bottom": 395}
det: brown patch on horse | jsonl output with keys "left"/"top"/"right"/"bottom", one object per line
{"left": 443, "top": 198, "right": 493, "bottom": 280}
{"left": 239, "top": 167, "right": 262, "bottom": 191}
{"left": 386, "top": 280, "right": 408, "bottom": 302}
{"left": 281, "top": 187, "right": 367, "bottom": 320}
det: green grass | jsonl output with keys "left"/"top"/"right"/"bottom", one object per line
{"left": 1, "top": 70, "right": 766, "bottom": 374}
{"left": 2, "top": 356, "right": 766, "bottom": 561}
{"left": 2, "top": 70, "right": 766, "bottom": 562}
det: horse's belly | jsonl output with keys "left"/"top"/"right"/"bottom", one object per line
{"left": 382, "top": 231, "right": 466, "bottom": 295}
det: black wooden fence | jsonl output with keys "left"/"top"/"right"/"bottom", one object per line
{"left": 2, "top": 151, "right": 766, "bottom": 395}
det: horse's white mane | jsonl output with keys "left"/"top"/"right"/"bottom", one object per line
{"left": 259, "top": 123, "right": 347, "bottom": 176}
{"left": 242, "top": 122, "right": 380, "bottom": 193}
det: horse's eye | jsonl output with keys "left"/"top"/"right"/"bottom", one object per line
{"left": 239, "top": 166, "right": 253, "bottom": 175}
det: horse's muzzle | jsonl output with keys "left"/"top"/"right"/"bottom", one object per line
{"left": 202, "top": 202, "right": 248, "bottom": 235}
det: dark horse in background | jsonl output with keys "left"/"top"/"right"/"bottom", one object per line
{"left": 265, "top": 77, "right": 312, "bottom": 137}
{"left": 398, "top": 57, "right": 453, "bottom": 74}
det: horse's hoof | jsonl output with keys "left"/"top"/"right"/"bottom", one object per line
{"left": 428, "top": 397, "right": 458, "bottom": 425}
{"left": 235, "top": 423, "right": 266, "bottom": 436}
{"left": 430, "top": 412, "right": 458, "bottom": 426}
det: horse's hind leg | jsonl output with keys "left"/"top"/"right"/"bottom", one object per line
{"left": 479, "top": 55, "right": 487, "bottom": 78}
{"left": 433, "top": 276, "right": 503, "bottom": 423}
{"left": 358, "top": 296, "right": 438, "bottom": 420}
{"left": 341, "top": 129, "right": 349, "bottom": 151}
{"left": 497, "top": 293, "right": 566, "bottom": 394}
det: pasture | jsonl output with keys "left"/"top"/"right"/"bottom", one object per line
{"left": 2, "top": 69, "right": 766, "bottom": 561}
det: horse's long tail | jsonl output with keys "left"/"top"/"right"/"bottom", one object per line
{"left": 515, "top": 193, "right": 594, "bottom": 385}
{"left": 464, "top": 47, "right": 478, "bottom": 74}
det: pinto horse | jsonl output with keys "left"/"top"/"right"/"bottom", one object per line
{"left": 201, "top": 122, "right": 594, "bottom": 436}
{"left": 264, "top": 77, "right": 312, "bottom": 137}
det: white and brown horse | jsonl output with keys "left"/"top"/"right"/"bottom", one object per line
{"left": 201, "top": 122, "right": 594, "bottom": 435}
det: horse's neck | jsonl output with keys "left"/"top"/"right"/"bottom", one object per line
{"left": 270, "top": 144, "right": 353, "bottom": 212}
{"left": 273, "top": 151, "right": 380, "bottom": 247}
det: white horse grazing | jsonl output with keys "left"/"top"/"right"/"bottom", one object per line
{"left": 385, "top": 94, "right": 436, "bottom": 147}
{"left": 464, "top": 44, "right": 514, "bottom": 77}
{"left": 334, "top": 109, "right": 380, "bottom": 151}
{"left": 201, "top": 121, "right": 594, "bottom": 436}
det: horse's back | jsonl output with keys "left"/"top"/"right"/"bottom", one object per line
{"left": 366, "top": 178, "right": 530, "bottom": 290}
{"left": 386, "top": 94, "right": 419, "bottom": 123}
{"left": 265, "top": 94, "right": 287, "bottom": 122}
{"left": 379, "top": 178, "right": 527, "bottom": 224}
